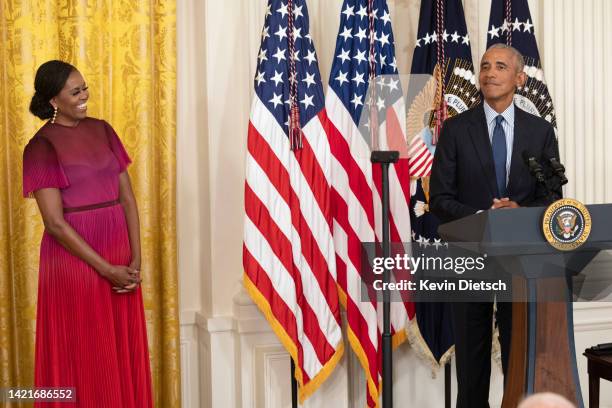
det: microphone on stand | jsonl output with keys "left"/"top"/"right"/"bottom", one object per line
{"left": 522, "top": 150, "right": 546, "bottom": 184}
{"left": 548, "top": 157, "right": 569, "bottom": 186}
{"left": 522, "top": 151, "right": 565, "bottom": 203}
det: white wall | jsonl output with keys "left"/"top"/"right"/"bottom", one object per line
{"left": 177, "top": 0, "right": 612, "bottom": 407}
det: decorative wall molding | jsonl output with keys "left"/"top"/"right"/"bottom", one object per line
{"left": 574, "top": 318, "right": 612, "bottom": 333}
{"left": 180, "top": 311, "right": 202, "bottom": 408}
{"left": 180, "top": 325, "right": 195, "bottom": 408}
{"left": 180, "top": 303, "right": 612, "bottom": 408}
{"left": 180, "top": 269, "right": 612, "bottom": 408}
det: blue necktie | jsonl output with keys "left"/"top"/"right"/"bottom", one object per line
{"left": 492, "top": 115, "right": 507, "bottom": 198}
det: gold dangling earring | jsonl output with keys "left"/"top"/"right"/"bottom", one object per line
{"left": 51, "top": 106, "right": 58, "bottom": 124}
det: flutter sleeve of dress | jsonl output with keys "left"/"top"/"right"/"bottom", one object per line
{"left": 23, "top": 136, "right": 70, "bottom": 198}
{"left": 102, "top": 121, "right": 132, "bottom": 172}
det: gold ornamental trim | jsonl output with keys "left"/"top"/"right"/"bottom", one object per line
{"left": 542, "top": 198, "right": 592, "bottom": 251}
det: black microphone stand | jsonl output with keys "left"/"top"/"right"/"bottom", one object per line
{"left": 371, "top": 150, "right": 399, "bottom": 408}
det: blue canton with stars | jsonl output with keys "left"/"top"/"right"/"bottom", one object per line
{"left": 328, "top": 0, "right": 402, "bottom": 126}
{"left": 486, "top": 0, "right": 539, "bottom": 60}
{"left": 410, "top": 0, "right": 473, "bottom": 80}
{"left": 254, "top": 0, "right": 325, "bottom": 133}
{"left": 486, "top": 0, "right": 557, "bottom": 129}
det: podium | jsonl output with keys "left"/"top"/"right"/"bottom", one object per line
{"left": 437, "top": 204, "right": 612, "bottom": 408}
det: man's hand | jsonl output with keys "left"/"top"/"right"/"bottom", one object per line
{"left": 491, "top": 198, "right": 520, "bottom": 209}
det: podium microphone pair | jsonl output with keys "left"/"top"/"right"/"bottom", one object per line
{"left": 522, "top": 151, "right": 569, "bottom": 186}
{"left": 522, "top": 151, "right": 568, "bottom": 203}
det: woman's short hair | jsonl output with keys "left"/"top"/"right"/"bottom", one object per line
{"left": 29, "top": 60, "right": 77, "bottom": 120}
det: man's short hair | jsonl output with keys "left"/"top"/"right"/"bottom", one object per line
{"left": 486, "top": 43, "right": 525, "bottom": 73}
{"left": 517, "top": 392, "right": 576, "bottom": 408}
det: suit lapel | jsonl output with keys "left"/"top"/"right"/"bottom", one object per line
{"left": 468, "top": 104, "right": 497, "bottom": 197}
{"left": 507, "top": 106, "right": 528, "bottom": 195}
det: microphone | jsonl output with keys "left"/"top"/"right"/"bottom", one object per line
{"left": 548, "top": 157, "right": 569, "bottom": 186}
{"left": 522, "top": 151, "right": 546, "bottom": 184}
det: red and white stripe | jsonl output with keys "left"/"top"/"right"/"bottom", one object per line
{"left": 243, "top": 95, "right": 344, "bottom": 401}
{"left": 408, "top": 133, "right": 434, "bottom": 178}
{"left": 326, "top": 90, "right": 414, "bottom": 407}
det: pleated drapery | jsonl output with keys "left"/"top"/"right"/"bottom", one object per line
{"left": 0, "top": 1, "right": 180, "bottom": 406}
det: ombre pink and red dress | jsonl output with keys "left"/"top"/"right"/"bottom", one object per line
{"left": 23, "top": 118, "right": 153, "bottom": 407}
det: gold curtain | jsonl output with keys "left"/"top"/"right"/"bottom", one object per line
{"left": 0, "top": 1, "right": 180, "bottom": 406}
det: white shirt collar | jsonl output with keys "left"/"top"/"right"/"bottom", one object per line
{"left": 483, "top": 100, "right": 515, "bottom": 128}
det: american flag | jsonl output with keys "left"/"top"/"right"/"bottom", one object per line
{"left": 326, "top": 1, "right": 413, "bottom": 406}
{"left": 243, "top": 0, "right": 344, "bottom": 402}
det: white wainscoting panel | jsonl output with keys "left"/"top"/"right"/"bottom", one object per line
{"left": 180, "top": 282, "right": 612, "bottom": 408}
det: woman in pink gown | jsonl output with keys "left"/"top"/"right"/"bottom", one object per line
{"left": 23, "top": 60, "right": 153, "bottom": 407}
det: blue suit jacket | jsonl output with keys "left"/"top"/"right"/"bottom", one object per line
{"left": 430, "top": 103, "right": 560, "bottom": 224}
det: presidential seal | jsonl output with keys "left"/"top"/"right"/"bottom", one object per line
{"left": 542, "top": 199, "right": 591, "bottom": 251}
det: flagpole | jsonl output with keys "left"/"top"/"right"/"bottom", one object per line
{"left": 371, "top": 150, "right": 399, "bottom": 408}
{"left": 445, "top": 361, "right": 451, "bottom": 408}
{"left": 290, "top": 358, "right": 298, "bottom": 408}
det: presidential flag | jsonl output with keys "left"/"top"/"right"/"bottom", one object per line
{"left": 486, "top": 0, "right": 557, "bottom": 130}
{"left": 243, "top": 0, "right": 344, "bottom": 402}
{"left": 407, "top": 0, "right": 480, "bottom": 368}
{"left": 326, "top": 1, "right": 413, "bottom": 406}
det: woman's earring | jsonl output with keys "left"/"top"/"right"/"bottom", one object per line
{"left": 51, "top": 106, "right": 58, "bottom": 124}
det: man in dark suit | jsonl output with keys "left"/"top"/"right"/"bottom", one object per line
{"left": 430, "top": 44, "right": 560, "bottom": 408}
